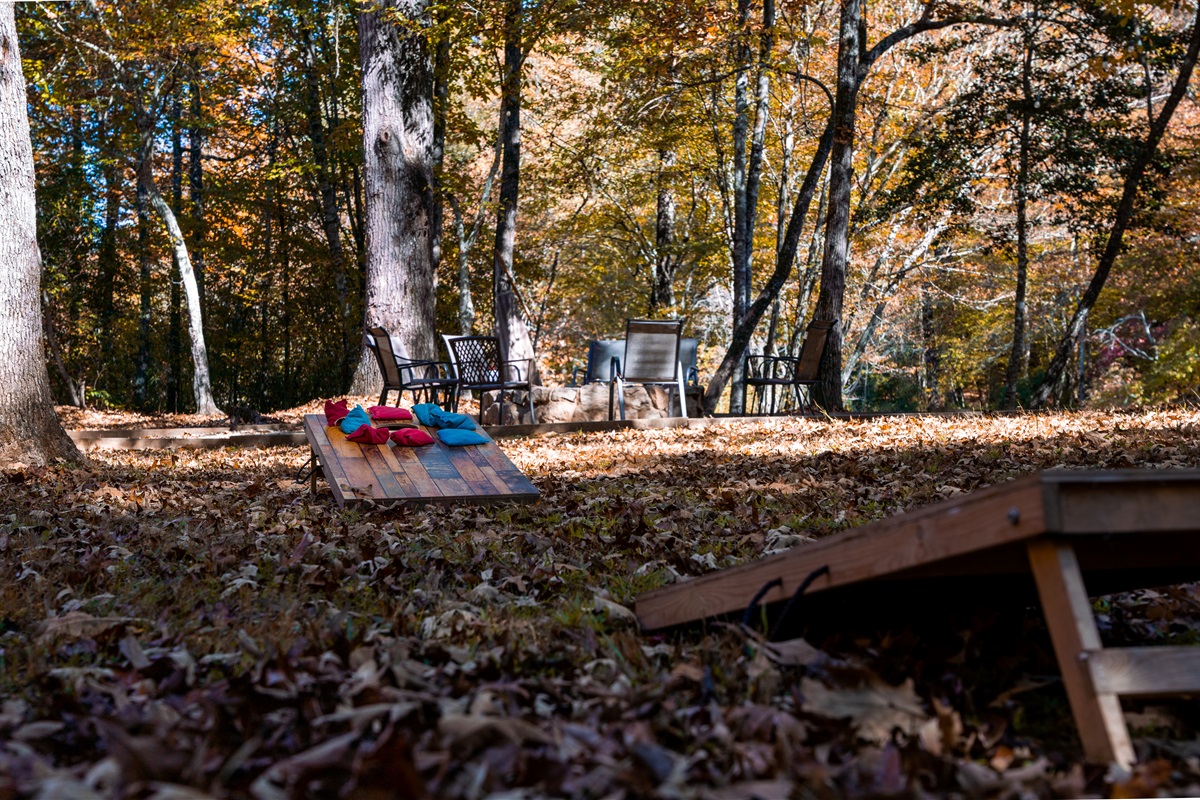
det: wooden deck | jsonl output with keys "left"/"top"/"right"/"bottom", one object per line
{"left": 634, "top": 469, "right": 1200, "bottom": 768}
{"left": 302, "top": 414, "right": 539, "bottom": 508}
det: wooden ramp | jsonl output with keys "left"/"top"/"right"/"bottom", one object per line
{"left": 302, "top": 414, "right": 539, "bottom": 508}
{"left": 635, "top": 469, "right": 1200, "bottom": 767}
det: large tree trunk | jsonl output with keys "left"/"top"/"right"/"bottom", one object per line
{"left": 810, "top": 0, "right": 863, "bottom": 412}
{"left": 350, "top": 0, "right": 439, "bottom": 396}
{"left": 1031, "top": 2, "right": 1200, "bottom": 407}
{"left": 492, "top": 0, "right": 536, "bottom": 374}
{"left": 0, "top": 4, "right": 80, "bottom": 465}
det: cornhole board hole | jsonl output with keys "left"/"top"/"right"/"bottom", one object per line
{"left": 302, "top": 414, "right": 539, "bottom": 508}
{"left": 635, "top": 470, "right": 1200, "bottom": 767}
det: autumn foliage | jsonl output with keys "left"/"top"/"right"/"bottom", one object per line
{"left": 0, "top": 410, "right": 1197, "bottom": 796}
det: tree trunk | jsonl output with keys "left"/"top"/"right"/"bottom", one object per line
{"left": 134, "top": 108, "right": 153, "bottom": 409}
{"left": 448, "top": 140, "right": 502, "bottom": 336}
{"left": 300, "top": 14, "right": 353, "bottom": 387}
{"left": 842, "top": 208, "right": 950, "bottom": 384}
{"left": 649, "top": 147, "right": 677, "bottom": 314}
{"left": 0, "top": 5, "right": 80, "bottom": 465}
{"left": 188, "top": 70, "right": 206, "bottom": 311}
{"left": 431, "top": 21, "right": 449, "bottom": 276}
{"left": 920, "top": 281, "right": 941, "bottom": 409}
{"left": 350, "top": 0, "right": 440, "bottom": 396}
{"left": 492, "top": 0, "right": 537, "bottom": 374}
{"left": 1031, "top": 3, "right": 1200, "bottom": 407}
{"left": 42, "top": 292, "right": 82, "bottom": 408}
{"left": 95, "top": 142, "right": 120, "bottom": 375}
{"left": 168, "top": 90, "right": 184, "bottom": 413}
{"left": 788, "top": 175, "right": 828, "bottom": 358}
{"left": 811, "top": 0, "right": 864, "bottom": 412}
{"left": 701, "top": 113, "right": 835, "bottom": 413}
{"left": 144, "top": 178, "right": 222, "bottom": 416}
{"left": 1002, "top": 27, "right": 1034, "bottom": 410}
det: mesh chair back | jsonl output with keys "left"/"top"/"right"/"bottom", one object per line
{"left": 449, "top": 336, "right": 504, "bottom": 385}
{"left": 585, "top": 340, "right": 625, "bottom": 383}
{"left": 679, "top": 337, "right": 699, "bottom": 383}
{"left": 622, "top": 319, "right": 683, "bottom": 383}
{"left": 366, "top": 326, "right": 402, "bottom": 386}
{"left": 796, "top": 319, "right": 835, "bottom": 381}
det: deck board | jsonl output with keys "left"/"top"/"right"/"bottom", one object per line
{"left": 303, "top": 414, "right": 539, "bottom": 508}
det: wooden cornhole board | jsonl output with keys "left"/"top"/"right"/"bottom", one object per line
{"left": 635, "top": 470, "right": 1200, "bottom": 767}
{"left": 302, "top": 414, "right": 539, "bottom": 508}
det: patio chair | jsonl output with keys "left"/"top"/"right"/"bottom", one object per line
{"left": 745, "top": 319, "right": 835, "bottom": 414}
{"left": 365, "top": 327, "right": 458, "bottom": 408}
{"left": 570, "top": 339, "right": 625, "bottom": 386}
{"left": 608, "top": 318, "right": 688, "bottom": 421}
{"left": 447, "top": 335, "right": 537, "bottom": 425}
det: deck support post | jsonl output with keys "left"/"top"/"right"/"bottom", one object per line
{"left": 1026, "top": 539, "right": 1135, "bottom": 768}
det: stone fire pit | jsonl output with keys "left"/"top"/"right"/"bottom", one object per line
{"left": 479, "top": 384, "right": 699, "bottom": 425}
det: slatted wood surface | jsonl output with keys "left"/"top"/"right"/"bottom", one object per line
{"left": 635, "top": 469, "right": 1200, "bottom": 631}
{"left": 634, "top": 468, "right": 1200, "bottom": 767}
{"left": 302, "top": 414, "right": 539, "bottom": 508}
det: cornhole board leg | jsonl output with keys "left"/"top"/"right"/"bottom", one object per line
{"left": 1027, "top": 539, "right": 1135, "bottom": 768}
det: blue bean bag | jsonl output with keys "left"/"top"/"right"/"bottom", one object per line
{"left": 339, "top": 405, "right": 373, "bottom": 436}
{"left": 411, "top": 403, "right": 440, "bottom": 427}
{"left": 436, "top": 429, "right": 489, "bottom": 446}
{"left": 429, "top": 408, "right": 477, "bottom": 430}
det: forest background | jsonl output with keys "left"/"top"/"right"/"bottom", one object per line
{"left": 18, "top": 0, "right": 1200, "bottom": 418}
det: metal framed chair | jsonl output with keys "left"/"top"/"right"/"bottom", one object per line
{"left": 569, "top": 340, "right": 624, "bottom": 386}
{"left": 365, "top": 327, "right": 458, "bottom": 408}
{"left": 608, "top": 318, "right": 688, "bottom": 420}
{"left": 746, "top": 319, "right": 835, "bottom": 414}
{"left": 447, "top": 335, "right": 536, "bottom": 425}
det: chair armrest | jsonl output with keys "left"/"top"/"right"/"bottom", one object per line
{"left": 746, "top": 355, "right": 801, "bottom": 381}
{"left": 500, "top": 357, "right": 537, "bottom": 384}
{"left": 397, "top": 357, "right": 455, "bottom": 381}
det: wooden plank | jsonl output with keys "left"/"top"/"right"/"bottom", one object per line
{"left": 303, "top": 416, "right": 352, "bottom": 508}
{"left": 442, "top": 445, "right": 496, "bottom": 498}
{"left": 377, "top": 441, "right": 428, "bottom": 500}
{"left": 465, "top": 437, "right": 539, "bottom": 496}
{"left": 1085, "top": 646, "right": 1200, "bottom": 697}
{"left": 74, "top": 431, "right": 308, "bottom": 451}
{"left": 635, "top": 476, "right": 1047, "bottom": 631}
{"left": 361, "top": 444, "right": 406, "bottom": 499}
{"left": 1041, "top": 470, "right": 1200, "bottom": 534}
{"left": 412, "top": 439, "right": 473, "bottom": 498}
{"left": 1026, "top": 539, "right": 1135, "bottom": 767}
{"left": 326, "top": 426, "right": 384, "bottom": 503}
{"left": 69, "top": 423, "right": 293, "bottom": 439}
{"left": 475, "top": 459, "right": 514, "bottom": 495}
{"left": 384, "top": 440, "right": 444, "bottom": 500}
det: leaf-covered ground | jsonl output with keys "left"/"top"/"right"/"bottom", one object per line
{"left": 2, "top": 409, "right": 1199, "bottom": 798}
